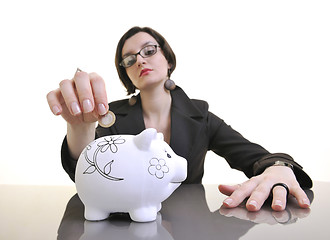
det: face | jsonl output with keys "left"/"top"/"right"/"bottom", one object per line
{"left": 121, "top": 32, "right": 170, "bottom": 91}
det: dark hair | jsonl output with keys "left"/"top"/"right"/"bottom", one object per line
{"left": 115, "top": 26, "right": 176, "bottom": 95}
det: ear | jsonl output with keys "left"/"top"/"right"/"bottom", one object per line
{"left": 133, "top": 128, "right": 158, "bottom": 150}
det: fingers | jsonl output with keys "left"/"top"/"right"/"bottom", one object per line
{"left": 222, "top": 178, "right": 259, "bottom": 209}
{"left": 89, "top": 72, "right": 108, "bottom": 116}
{"left": 245, "top": 181, "right": 272, "bottom": 211}
{"left": 271, "top": 185, "right": 288, "bottom": 211}
{"left": 59, "top": 78, "right": 82, "bottom": 116}
{"left": 74, "top": 71, "right": 109, "bottom": 116}
{"left": 74, "top": 71, "right": 94, "bottom": 114}
{"left": 289, "top": 185, "right": 311, "bottom": 209}
{"left": 47, "top": 71, "right": 108, "bottom": 122}
{"left": 271, "top": 183, "right": 310, "bottom": 211}
{"left": 46, "top": 88, "right": 63, "bottom": 115}
{"left": 222, "top": 180, "right": 289, "bottom": 212}
{"left": 220, "top": 180, "right": 311, "bottom": 212}
{"left": 218, "top": 184, "right": 240, "bottom": 196}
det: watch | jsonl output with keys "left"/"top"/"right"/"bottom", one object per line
{"left": 272, "top": 160, "right": 294, "bottom": 170}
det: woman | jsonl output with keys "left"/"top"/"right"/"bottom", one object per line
{"left": 47, "top": 26, "right": 312, "bottom": 212}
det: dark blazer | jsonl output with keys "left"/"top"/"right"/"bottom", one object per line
{"left": 61, "top": 86, "right": 312, "bottom": 187}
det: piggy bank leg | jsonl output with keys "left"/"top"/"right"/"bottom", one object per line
{"left": 84, "top": 206, "right": 110, "bottom": 221}
{"left": 129, "top": 206, "right": 158, "bottom": 222}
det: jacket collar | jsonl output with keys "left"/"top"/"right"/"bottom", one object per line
{"left": 113, "top": 86, "right": 203, "bottom": 118}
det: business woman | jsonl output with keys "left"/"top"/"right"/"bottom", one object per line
{"left": 47, "top": 26, "right": 312, "bottom": 212}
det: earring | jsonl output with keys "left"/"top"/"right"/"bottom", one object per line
{"left": 128, "top": 95, "right": 137, "bottom": 106}
{"left": 164, "top": 79, "right": 176, "bottom": 91}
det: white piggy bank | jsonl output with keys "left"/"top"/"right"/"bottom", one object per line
{"left": 75, "top": 128, "right": 187, "bottom": 222}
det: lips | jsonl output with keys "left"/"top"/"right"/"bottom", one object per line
{"left": 139, "top": 68, "right": 152, "bottom": 77}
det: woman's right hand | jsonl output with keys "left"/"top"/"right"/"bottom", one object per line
{"left": 46, "top": 70, "right": 109, "bottom": 126}
{"left": 47, "top": 70, "right": 109, "bottom": 159}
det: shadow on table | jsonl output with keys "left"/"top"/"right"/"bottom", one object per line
{"left": 57, "top": 184, "right": 313, "bottom": 240}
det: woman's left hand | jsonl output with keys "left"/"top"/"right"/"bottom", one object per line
{"left": 218, "top": 166, "right": 311, "bottom": 211}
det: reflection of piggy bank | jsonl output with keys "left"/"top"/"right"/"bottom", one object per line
{"left": 75, "top": 128, "right": 187, "bottom": 222}
{"left": 80, "top": 214, "right": 174, "bottom": 240}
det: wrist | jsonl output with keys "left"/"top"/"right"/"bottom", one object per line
{"left": 67, "top": 122, "right": 96, "bottom": 159}
{"left": 253, "top": 153, "right": 313, "bottom": 189}
{"left": 67, "top": 121, "right": 96, "bottom": 131}
{"left": 253, "top": 153, "right": 297, "bottom": 176}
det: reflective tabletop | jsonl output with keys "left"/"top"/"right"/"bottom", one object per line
{"left": 0, "top": 182, "right": 329, "bottom": 239}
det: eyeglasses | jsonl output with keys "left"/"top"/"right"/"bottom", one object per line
{"left": 120, "top": 45, "right": 160, "bottom": 68}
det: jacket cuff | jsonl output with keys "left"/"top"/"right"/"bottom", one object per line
{"left": 253, "top": 153, "right": 313, "bottom": 189}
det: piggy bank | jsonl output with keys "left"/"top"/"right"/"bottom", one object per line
{"left": 75, "top": 128, "right": 187, "bottom": 222}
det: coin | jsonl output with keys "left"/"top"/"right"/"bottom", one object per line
{"left": 98, "top": 110, "right": 116, "bottom": 128}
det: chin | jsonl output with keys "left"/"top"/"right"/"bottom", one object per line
{"left": 137, "top": 79, "right": 165, "bottom": 91}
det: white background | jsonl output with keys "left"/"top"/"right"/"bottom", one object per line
{"left": 0, "top": 0, "right": 329, "bottom": 186}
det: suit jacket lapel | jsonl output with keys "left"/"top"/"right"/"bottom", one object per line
{"left": 170, "top": 87, "right": 204, "bottom": 158}
{"left": 110, "top": 86, "right": 204, "bottom": 159}
{"left": 111, "top": 96, "right": 145, "bottom": 135}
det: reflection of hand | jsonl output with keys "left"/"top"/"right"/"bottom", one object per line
{"left": 218, "top": 166, "right": 311, "bottom": 211}
{"left": 219, "top": 199, "right": 311, "bottom": 225}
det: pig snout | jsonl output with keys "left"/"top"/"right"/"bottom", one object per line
{"left": 171, "top": 156, "right": 187, "bottom": 183}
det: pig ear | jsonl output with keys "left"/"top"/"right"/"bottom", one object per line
{"left": 133, "top": 128, "right": 158, "bottom": 150}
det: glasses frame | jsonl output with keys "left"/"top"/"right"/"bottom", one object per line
{"left": 120, "top": 45, "right": 160, "bottom": 68}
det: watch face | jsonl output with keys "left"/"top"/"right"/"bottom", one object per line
{"left": 274, "top": 160, "right": 284, "bottom": 166}
{"left": 274, "top": 161, "right": 293, "bottom": 169}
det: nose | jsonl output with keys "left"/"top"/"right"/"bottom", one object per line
{"left": 136, "top": 54, "right": 146, "bottom": 67}
{"left": 171, "top": 156, "right": 187, "bottom": 183}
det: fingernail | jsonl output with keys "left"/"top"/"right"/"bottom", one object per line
{"left": 248, "top": 200, "right": 258, "bottom": 208}
{"left": 223, "top": 198, "right": 233, "bottom": 206}
{"left": 302, "top": 198, "right": 310, "bottom": 206}
{"left": 98, "top": 103, "right": 107, "bottom": 115}
{"left": 274, "top": 200, "right": 283, "bottom": 207}
{"left": 52, "top": 105, "right": 61, "bottom": 115}
{"left": 71, "top": 102, "right": 81, "bottom": 115}
{"left": 83, "top": 99, "right": 93, "bottom": 113}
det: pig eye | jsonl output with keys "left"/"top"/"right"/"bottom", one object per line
{"left": 165, "top": 150, "right": 172, "bottom": 158}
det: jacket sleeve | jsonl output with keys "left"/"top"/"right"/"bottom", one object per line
{"left": 61, "top": 136, "right": 77, "bottom": 182}
{"left": 61, "top": 131, "right": 100, "bottom": 182}
{"left": 207, "top": 111, "right": 312, "bottom": 188}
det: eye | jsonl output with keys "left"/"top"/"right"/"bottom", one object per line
{"left": 124, "top": 56, "right": 136, "bottom": 66}
{"left": 142, "top": 46, "right": 156, "bottom": 56}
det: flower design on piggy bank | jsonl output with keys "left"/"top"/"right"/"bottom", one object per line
{"left": 148, "top": 158, "right": 169, "bottom": 179}
{"left": 82, "top": 136, "right": 125, "bottom": 181}
{"left": 97, "top": 136, "right": 126, "bottom": 153}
